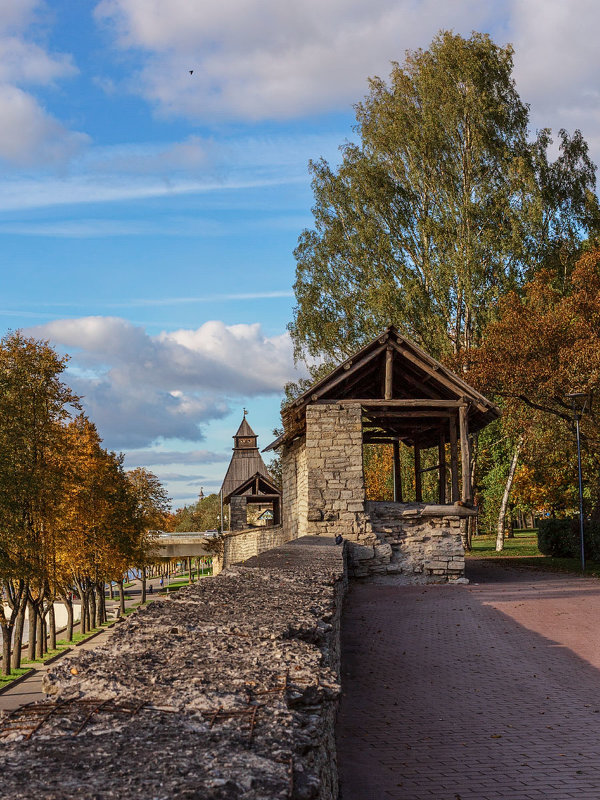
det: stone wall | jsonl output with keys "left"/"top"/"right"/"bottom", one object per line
{"left": 230, "top": 495, "right": 248, "bottom": 531}
{"left": 348, "top": 501, "right": 468, "bottom": 581}
{"left": 282, "top": 435, "right": 308, "bottom": 540}
{"left": 211, "top": 524, "right": 295, "bottom": 575}
{"left": 1, "top": 538, "right": 347, "bottom": 800}
{"left": 305, "top": 403, "right": 369, "bottom": 539}
{"left": 280, "top": 401, "right": 470, "bottom": 582}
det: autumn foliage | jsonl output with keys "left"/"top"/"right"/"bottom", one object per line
{"left": 467, "top": 249, "right": 600, "bottom": 519}
{"left": 0, "top": 332, "right": 171, "bottom": 675}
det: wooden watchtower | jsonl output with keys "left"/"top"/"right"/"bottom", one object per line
{"left": 221, "top": 414, "right": 281, "bottom": 531}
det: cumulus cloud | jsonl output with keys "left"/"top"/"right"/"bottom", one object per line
{"left": 29, "top": 317, "right": 300, "bottom": 448}
{"left": 0, "top": 84, "right": 88, "bottom": 166}
{"left": 0, "top": 1, "right": 87, "bottom": 166}
{"left": 509, "top": 0, "right": 600, "bottom": 149}
{"left": 94, "top": 0, "right": 493, "bottom": 121}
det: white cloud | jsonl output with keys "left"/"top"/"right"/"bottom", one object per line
{"left": 29, "top": 317, "right": 301, "bottom": 448}
{"left": 509, "top": 0, "right": 600, "bottom": 146}
{"left": 0, "top": 129, "right": 340, "bottom": 212}
{"left": 89, "top": 0, "right": 600, "bottom": 168}
{"left": 0, "top": 36, "right": 75, "bottom": 85}
{"left": 94, "top": 0, "right": 494, "bottom": 121}
{"left": 0, "top": 172, "right": 302, "bottom": 211}
{"left": 0, "top": 1, "right": 86, "bottom": 166}
{"left": 0, "top": 84, "right": 88, "bottom": 166}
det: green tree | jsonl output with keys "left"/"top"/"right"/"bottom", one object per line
{"left": 173, "top": 493, "right": 227, "bottom": 532}
{"left": 126, "top": 467, "right": 170, "bottom": 602}
{"left": 290, "top": 30, "right": 598, "bottom": 366}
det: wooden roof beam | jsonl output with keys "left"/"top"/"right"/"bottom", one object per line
{"left": 303, "top": 343, "right": 387, "bottom": 404}
{"left": 391, "top": 339, "right": 491, "bottom": 414}
{"left": 317, "top": 398, "right": 466, "bottom": 408}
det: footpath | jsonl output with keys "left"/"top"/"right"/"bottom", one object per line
{"left": 336, "top": 560, "right": 600, "bottom": 800}
{"left": 0, "top": 573, "right": 186, "bottom": 713}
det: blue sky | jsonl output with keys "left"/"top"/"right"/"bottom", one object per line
{"left": 3, "top": 0, "right": 600, "bottom": 507}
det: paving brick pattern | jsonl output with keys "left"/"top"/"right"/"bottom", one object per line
{"left": 336, "top": 561, "right": 600, "bottom": 799}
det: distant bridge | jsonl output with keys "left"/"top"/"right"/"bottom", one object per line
{"left": 152, "top": 531, "right": 222, "bottom": 558}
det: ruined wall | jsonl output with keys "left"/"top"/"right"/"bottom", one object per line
{"left": 282, "top": 435, "right": 308, "bottom": 541}
{"left": 348, "top": 501, "right": 467, "bottom": 581}
{"left": 1, "top": 538, "right": 346, "bottom": 800}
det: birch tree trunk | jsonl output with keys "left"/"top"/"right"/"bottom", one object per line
{"left": 496, "top": 436, "right": 524, "bottom": 552}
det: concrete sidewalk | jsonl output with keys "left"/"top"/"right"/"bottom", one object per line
{"left": 336, "top": 561, "right": 600, "bottom": 799}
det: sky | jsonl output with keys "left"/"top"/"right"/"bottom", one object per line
{"left": 2, "top": 0, "right": 600, "bottom": 508}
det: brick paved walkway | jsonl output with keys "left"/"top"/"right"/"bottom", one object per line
{"left": 336, "top": 561, "right": 600, "bottom": 799}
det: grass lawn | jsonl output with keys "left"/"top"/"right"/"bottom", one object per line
{"left": 468, "top": 530, "right": 600, "bottom": 578}
{"left": 0, "top": 667, "right": 32, "bottom": 689}
{"left": 158, "top": 572, "right": 211, "bottom": 592}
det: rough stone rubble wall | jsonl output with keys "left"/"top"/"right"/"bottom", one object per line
{"left": 354, "top": 501, "right": 466, "bottom": 580}
{"left": 0, "top": 537, "right": 346, "bottom": 800}
{"left": 281, "top": 402, "right": 466, "bottom": 582}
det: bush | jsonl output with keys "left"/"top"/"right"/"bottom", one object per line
{"left": 537, "top": 518, "right": 600, "bottom": 559}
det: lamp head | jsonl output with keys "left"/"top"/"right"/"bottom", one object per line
{"left": 565, "top": 392, "right": 590, "bottom": 416}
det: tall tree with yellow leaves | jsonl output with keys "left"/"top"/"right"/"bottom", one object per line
{"left": 0, "top": 332, "right": 79, "bottom": 674}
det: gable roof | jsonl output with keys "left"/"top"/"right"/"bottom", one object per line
{"left": 265, "top": 325, "right": 500, "bottom": 451}
{"left": 223, "top": 471, "right": 281, "bottom": 503}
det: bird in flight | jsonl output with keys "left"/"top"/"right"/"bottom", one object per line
{"left": 189, "top": 70, "right": 194, "bottom": 75}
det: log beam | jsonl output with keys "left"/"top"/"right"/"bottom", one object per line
{"left": 459, "top": 404, "right": 471, "bottom": 503}
{"left": 414, "top": 441, "right": 422, "bottom": 503}
{"left": 393, "top": 439, "right": 402, "bottom": 503}
{"left": 438, "top": 429, "right": 446, "bottom": 505}
{"left": 384, "top": 346, "right": 394, "bottom": 400}
{"left": 449, "top": 414, "right": 459, "bottom": 503}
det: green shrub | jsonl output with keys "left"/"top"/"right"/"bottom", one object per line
{"left": 537, "top": 518, "right": 600, "bottom": 559}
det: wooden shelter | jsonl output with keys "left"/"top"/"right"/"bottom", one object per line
{"left": 267, "top": 325, "right": 499, "bottom": 507}
{"left": 221, "top": 414, "right": 281, "bottom": 530}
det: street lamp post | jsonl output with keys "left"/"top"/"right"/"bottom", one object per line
{"left": 566, "top": 392, "right": 589, "bottom": 572}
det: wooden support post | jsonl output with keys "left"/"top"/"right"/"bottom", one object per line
{"left": 438, "top": 430, "right": 446, "bottom": 505}
{"left": 449, "top": 415, "right": 459, "bottom": 502}
{"left": 459, "top": 404, "right": 471, "bottom": 503}
{"left": 414, "top": 441, "right": 422, "bottom": 503}
{"left": 393, "top": 440, "right": 403, "bottom": 503}
{"left": 384, "top": 346, "right": 393, "bottom": 400}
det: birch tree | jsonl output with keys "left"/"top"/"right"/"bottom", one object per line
{"left": 290, "top": 30, "right": 598, "bottom": 365}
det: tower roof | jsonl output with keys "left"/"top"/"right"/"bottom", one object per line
{"left": 220, "top": 414, "right": 275, "bottom": 498}
{"left": 234, "top": 416, "right": 256, "bottom": 438}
